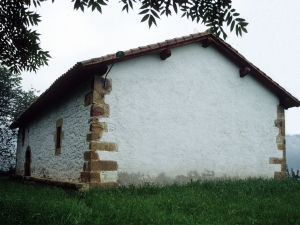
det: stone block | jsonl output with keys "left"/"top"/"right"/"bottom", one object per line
{"left": 55, "top": 148, "right": 61, "bottom": 156}
{"left": 80, "top": 171, "right": 100, "bottom": 183}
{"left": 277, "top": 106, "right": 285, "bottom": 115}
{"left": 281, "top": 163, "right": 286, "bottom": 172}
{"left": 269, "top": 157, "right": 285, "bottom": 164}
{"left": 274, "top": 171, "right": 286, "bottom": 179}
{"left": 89, "top": 141, "right": 118, "bottom": 151}
{"left": 84, "top": 151, "right": 99, "bottom": 161}
{"left": 56, "top": 118, "right": 63, "bottom": 127}
{"left": 90, "top": 104, "right": 109, "bottom": 117}
{"left": 88, "top": 117, "right": 99, "bottom": 124}
{"left": 86, "top": 133, "right": 101, "bottom": 142}
{"left": 277, "top": 143, "right": 285, "bottom": 150}
{"left": 100, "top": 171, "right": 118, "bottom": 183}
{"left": 90, "top": 123, "right": 108, "bottom": 133}
{"left": 88, "top": 160, "right": 118, "bottom": 171}
{"left": 94, "top": 77, "right": 112, "bottom": 94}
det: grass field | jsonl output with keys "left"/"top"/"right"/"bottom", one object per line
{"left": 0, "top": 177, "right": 300, "bottom": 225}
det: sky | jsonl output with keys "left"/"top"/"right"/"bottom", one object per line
{"left": 21, "top": 1, "right": 300, "bottom": 134}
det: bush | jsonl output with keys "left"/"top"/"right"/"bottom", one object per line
{"left": 286, "top": 164, "right": 300, "bottom": 180}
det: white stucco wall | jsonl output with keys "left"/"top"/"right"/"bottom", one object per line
{"left": 15, "top": 79, "right": 91, "bottom": 182}
{"left": 98, "top": 43, "right": 282, "bottom": 185}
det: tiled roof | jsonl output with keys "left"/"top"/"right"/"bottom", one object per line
{"left": 10, "top": 31, "right": 300, "bottom": 129}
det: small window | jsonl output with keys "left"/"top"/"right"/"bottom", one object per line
{"left": 56, "top": 126, "right": 61, "bottom": 149}
{"left": 22, "top": 128, "right": 25, "bottom": 147}
{"left": 54, "top": 118, "right": 63, "bottom": 155}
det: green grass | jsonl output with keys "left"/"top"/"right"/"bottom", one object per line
{"left": 1, "top": 177, "right": 300, "bottom": 224}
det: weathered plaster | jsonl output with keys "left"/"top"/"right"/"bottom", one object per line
{"left": 97, "top": 43, "right": 281, "bottom": 185}
{"left": 15, "top": 79, "right": 91, "bottom": 182}
{"left": 15, "top": 42, "right": 284, "bottom": 187}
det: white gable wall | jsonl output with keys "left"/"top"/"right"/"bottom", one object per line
{"left": 99, "top": 43, "right": 281, "bottom": 185}
{"left": 15, "top": 80, "right": 91, "bottom": 182}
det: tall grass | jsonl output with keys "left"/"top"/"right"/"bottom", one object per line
{"left": 1, "top": 177, "right": 300, "bottom": 224}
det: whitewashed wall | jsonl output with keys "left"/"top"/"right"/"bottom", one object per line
{"left": 99, "top": 43, "right": 281, "bottom": 185}
{"left": 15, "top": 79, "right": 91, "bottom": 182}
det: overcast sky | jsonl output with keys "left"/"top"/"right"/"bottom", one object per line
{"left": 21, "top": 1, "right": 300, "bottom": 134}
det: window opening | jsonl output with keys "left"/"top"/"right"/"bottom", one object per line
{"left": 56, "top": 126, "right": 61, "bottom": 149}
{"left": 22, "top": 128, "right": 25, "bottom": 147}
{"left": 54, "top": 118, "right": 63, "bottom": 155}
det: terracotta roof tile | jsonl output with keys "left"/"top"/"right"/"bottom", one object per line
{"left": 123, "top": 50, "right": 132, "bottom": 55}
{"left": 175, "top": 37, "right": 185, "bottom": 42}
{"left": 138, "top": 45, "right": 150, "bottom": 52}
{"left": 130, "top": 48, "right": 141, "bottom": 54}
{"left": 157, "top": 41, "right": 168, "bottom": 48}
{"left": 10, "top": 31, "right": 300, "bottom": 129}
{"left": 165, "top": 39, "right": 177, "bottom": 44}
{"left": 148, "top": 43, "right": 158, "bottom": 49}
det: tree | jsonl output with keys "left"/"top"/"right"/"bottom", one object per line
{"left": 0, "top": 65, "right": 38, "bottom": 171}
{"left": 0, "top": 0, "right": 247, "bottom": 74}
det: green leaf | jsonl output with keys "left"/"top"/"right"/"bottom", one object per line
{"left": 235, "top": 18, "right": 245, "bottom": 22}
{"left": 88, "top": 0, "right": 94, "bottom": 8}
{"left": 151, "top": 10, "right": 160, "bottom": 19}
{"left": 239, "top": 22, "right": 249, "bottom": 26}
{"left": 92, "top": 3, "right": 96, "bottom": 11}
{"left": 230, "top": 20, "right": 235, "bottom": 32}
{"left": 241, "top": 26, "right": 248, "bottom": 33}
{"left": 97, "top": 0, "right": 107, "bottom": 5}
{"left": 122, "top": 5, "right": 128, "bottom": 12}
{"left": 139, "top": 9, "right": 149, "bottom": 15}
{"left": 233, "top": 13, "right": 240, "bottom": 17}
{"left": 140, "top": 4, "right": 149, "bottom": 10}
{"left": 148, "top": 16, "right": 153, "bottom": 27}
{"left": 129, "top": 0, "right": 133, "bottom": 9}
{"left": 173, "top": 2, "right": 178, "bottom": 14}
{"left": 96, "top": 4, "right": 102, "bottom": 13}
{"left": 141, "top": 14, "right": 149, "bottom": 23}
